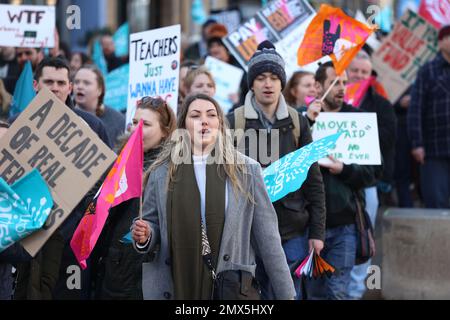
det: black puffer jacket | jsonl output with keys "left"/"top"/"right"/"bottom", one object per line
{"left": 322, "top": 104, "right": 383, "bottom": 228}
{"left": 92, "top": 147, "right": 161, "bottom": 300}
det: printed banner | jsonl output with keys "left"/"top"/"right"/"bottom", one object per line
{"left": 312, "top": 113, "right": 381, "bottom": 165}
{"left": 223, "top": 0, "right": 315, "bottom": 78}
{"left": 372, "top": 9, "right": 439, "bottom": 104}
{"left": 0, "top": 4, "right": 55, "bottom": 48}
{"left": 127, "top": 24, "right": 181, "bottom": 127}
{"left": 264, "top": 132, "right": 342, "bottom": 203}
{"left": 0, "top": 169, "right": 53, "bottom": 253}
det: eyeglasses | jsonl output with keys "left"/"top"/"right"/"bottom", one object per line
{"left": 136, "top": 96, "right": 166, "bottom": 108}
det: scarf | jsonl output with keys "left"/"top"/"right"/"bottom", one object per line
{"left": 166, "top": 156, "right": 226, "bottom": 300}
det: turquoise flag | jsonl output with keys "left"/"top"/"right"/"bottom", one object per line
{"left": 93, "top": 39, "right": 108, "bottom": 76}
{"left": 192, "top": 0, "right": 207, "bottom": 25}
{"left": 9, "top": 61, "right": 36, "bottom": 118}
{"left": 0, "top": 169, "right": 53, "bottom": 253}
{"left": 104, "top": 64, "right": 129, "bottom": 112}
{"left": 121, "top": 231, "right": 133, "bottom": 244}
{"left": 264, "top": 132, "right": 343, "bottom": 203}
{"left": 113, "top": 23, "right": 130, "bottom": 57}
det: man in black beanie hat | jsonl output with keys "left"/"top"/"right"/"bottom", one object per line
{"left": 227, "top": 40, "right": 326, "bottom": 300}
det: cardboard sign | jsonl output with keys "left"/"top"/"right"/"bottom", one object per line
{"left": 0, "top": 4, "right": 55, "bottom": 48}
{"left": 127, "top": 25, "right": 181, "bottom": 127}
{"left": 372, "top": 9, "right": 439, "bottom": 104}
{"left": 223, "top": 0, "right": 315, "bottom": 78}
{"left": 204, "top": 56, "right": 244, "bottom": 114}
{"left": 0, "top": 88, "right": 116, "bottom": 256}
{"left": 312, "top": 113, "right": 381, "bottom": 165}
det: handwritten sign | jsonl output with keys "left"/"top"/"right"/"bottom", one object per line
{"left": 0, "top": 4, "right": 55, "bottom": 48}
{"left": 204, "top": 56, "right": 244, "bottom": 114}
{"left": 127, "top": 25, "right": 180, "bottom": 127}
{"left": 372, "top": 9, "right": 438, "bottom": 103}
{"left": 312, "top": 113, "right": 381, "bottom": 165}
{"left": 0, "top": 88, "right": 116, "bottom": 256}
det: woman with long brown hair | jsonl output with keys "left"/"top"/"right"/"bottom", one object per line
{"left": 93, "top": 97, "right": 176, "bottom": 300}
{"left": 132, "top": 93, "right": 295, "bottom": 300}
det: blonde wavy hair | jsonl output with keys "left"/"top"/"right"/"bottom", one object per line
{"left": 149, "top": 93, "right": 252, "bottom": 201}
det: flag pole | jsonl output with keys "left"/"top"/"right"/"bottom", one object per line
{"left": 319, "top": 76, "right": 340, "bottom": 103}
{"left": 139, "top": 194, "right": 143, "bottom": 220}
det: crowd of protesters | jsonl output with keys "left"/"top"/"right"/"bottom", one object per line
{"left": 0, "top": 13, "right": 449, "bottom": 301}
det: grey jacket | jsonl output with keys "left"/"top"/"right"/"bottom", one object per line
{"left": 133, "top": 154, "right": 296, "bottom": 300}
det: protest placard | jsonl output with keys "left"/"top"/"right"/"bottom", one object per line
{"left": 223, "top": 0, "right": 315, "bottom": 78}
{"left": 0, "top": 88, "right": 116, "bottom": 256}
{"left": 204, "top": 56, "right": 244, "bottom": 114}
{"left": 127, "top": 24, "right": 181, "bottom": 127}
{"left": 372, "top": 9, "right": 439, "bottom": 104}
{"left": 210, "top": 8, "right": 241, "bottom": 35}
{"left": 312, "top": 113, "right": 381, "bottom": 165}
{"left": 0, "top": 4, "right": 55, "bottom": 48}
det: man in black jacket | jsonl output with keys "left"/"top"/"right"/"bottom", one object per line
{"left": 227, "top": 40, "right": 326, "bottom": 300}
{"left": 346, "top": 51, "right": 396, "bottom": 299}
{"left": 307, "top": 62, "right": 381, "bottom": 300}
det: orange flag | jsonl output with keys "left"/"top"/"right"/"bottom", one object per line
{"left": 297, "top": 4, "right": 376, "bottom": 75}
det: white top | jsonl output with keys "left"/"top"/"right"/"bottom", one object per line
{"left": 193, "top": 154, "right": 228, "bottom": 230}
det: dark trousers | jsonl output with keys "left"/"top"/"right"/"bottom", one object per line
{"left": 394, "top": 121, "right": 414, "bottom": 207}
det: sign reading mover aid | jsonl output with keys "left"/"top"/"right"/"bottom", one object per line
{"left": 127, "top": 25, "right": 181, "bottom": 127}
{"left": 0, "top": 88, "right": 116, "bottom": 256}
{"left": 0, "top": 4, "right": 55, "bottom": 48}
{"left": 312, "top": 113, "right": 381, "bottom": 165}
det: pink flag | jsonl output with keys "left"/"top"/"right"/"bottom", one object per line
{"left": 305, "top": 96, "right": 316, "bottom": 107}
{"left": 70, "top": 121, "right": 144, "bottom": 269}
{"left": 344, "top": 77, "right": 373, "bottom": 108}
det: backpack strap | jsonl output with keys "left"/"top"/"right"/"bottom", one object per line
{"left": 287, "top": 106, "right": 301, "bottom": 147}
{"left": 233, "top": 106, "right": 245, "bottom": 131}
{"left": 234, "top": 105, "right": 301, "bottom": 148}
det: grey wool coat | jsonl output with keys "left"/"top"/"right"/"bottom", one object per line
{"left": 133, "top": 154, "right": 296, "bottom": 300}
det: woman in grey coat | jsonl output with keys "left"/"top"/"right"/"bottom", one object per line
{"left": 132, "top": 94, "right": 295, "bottom": 300}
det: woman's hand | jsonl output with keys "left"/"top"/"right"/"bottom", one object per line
{"left": 132, "top": 219, "right": 151, "bottom": 245}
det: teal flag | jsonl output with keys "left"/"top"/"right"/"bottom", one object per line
{"left": 121, "top": 231, "right": 133, "bottom": 244}
{"left": 264, "top": 132, "right": 343, "bottom": 203}
{"left": 9, "top": 61, "right": 36, "bottom": 118}
{"left": 93, "top": 39, "right": 108, "bottom": 76}
{"left": 104, "top": 64, "right": 129, "bottom": 112}
{"left": 192, "top": 0, "right": 207, "bottom": 25}
{"left": 113, "top": 23, "right": 130, "bottom": 57}
{"left": 0, "top": 169, "right": 53, "bottom": 253}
